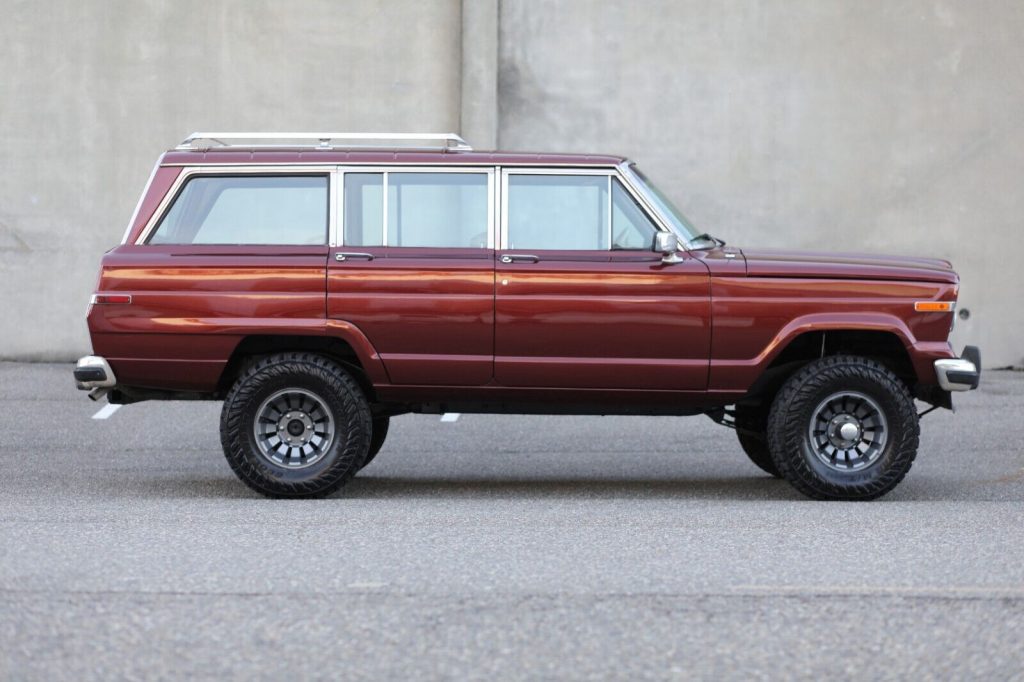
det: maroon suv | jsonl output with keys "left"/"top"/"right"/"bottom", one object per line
{"left": 74, "top": 132, "right": 980, "bottom": 500}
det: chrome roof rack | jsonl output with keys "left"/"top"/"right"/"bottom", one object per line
{"left": 175, "top": 132, "right": 473, "bottom": 151}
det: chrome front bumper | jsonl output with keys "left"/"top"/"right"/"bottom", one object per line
{"left": 74, "top": 355, "right": 117, "bottom": 391}
{"left": 934, "top": 346, "right": 981, "bottom": 392}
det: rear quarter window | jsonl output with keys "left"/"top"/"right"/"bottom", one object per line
{"left": 148, "top": 175, "right": 328, "bottom": 245}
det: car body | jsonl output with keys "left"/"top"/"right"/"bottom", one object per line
{"left": 75, "top": 132, "right": 980, "bottom": 499}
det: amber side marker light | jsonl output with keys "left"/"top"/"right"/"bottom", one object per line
{"left": 914, "top": 301, "right": 955, "bottom": 312}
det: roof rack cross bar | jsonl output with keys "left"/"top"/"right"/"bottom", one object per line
{"left": 176, "top": 132, "right": 473, "bottom": 151}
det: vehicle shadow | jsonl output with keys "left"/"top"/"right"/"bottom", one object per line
{"left": 115, "top": 472, "right": 800, "bottom": 501}
{"left": 340, "top": 474, "right": 801, "bottom": 501}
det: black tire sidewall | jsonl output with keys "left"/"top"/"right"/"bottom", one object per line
{"left": 735, "top": 405, "right": 781, "bottom": 477}
{"left": 363, "top": 416, "right": 390, "bottom": 465}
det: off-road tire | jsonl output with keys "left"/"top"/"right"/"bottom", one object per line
{"left": 360, "top": 416, "right": 390, "bottom": 470}
{"left": 220, "top": 352, "right": 371, "bottom": 498}
{"left": 734, "top": 405, "right": 781, "bottom": 478}
{"left": 766, "top": 355, "right": 919, "bottom": 501}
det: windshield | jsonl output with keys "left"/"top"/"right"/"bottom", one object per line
{"left": 626, "top": 164, "right": 699, "bottom": 242}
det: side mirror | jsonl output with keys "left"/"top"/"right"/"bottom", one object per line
{"left": 654, "top": 232, "right": 683, "bottom": 264}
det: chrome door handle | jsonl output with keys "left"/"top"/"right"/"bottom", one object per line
{"left": 335, "top": 252, "right": 374, "bottom": 262}
{"left": 500, "top": 254, "right": 540, "bottom": 264}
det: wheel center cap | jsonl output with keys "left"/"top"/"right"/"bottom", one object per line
{"left": 827, "top": 414, "right": 862, "bottom": 447}
{"left": 838, "top": 422, "right": 860, "bottom": 441}
{"left": 277, "top": 411, "right": 314, "bottom": 445}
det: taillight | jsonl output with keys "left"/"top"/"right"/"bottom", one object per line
{"left": 90, "top": 294, "right": 132, "bottom": 305}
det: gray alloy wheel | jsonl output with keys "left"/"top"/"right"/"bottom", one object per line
{"left": 806, "top": 391, "right": 889, "bottom": 472}
{"left": 220, "top": 352, "right": 371, "bottom": 498}
{"left": 253, "top": 388, "right": 336, "bottom": 469}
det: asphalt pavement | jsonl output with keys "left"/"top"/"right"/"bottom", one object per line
{"left": 1, "top": 362, "right": 1022, "bottom": 680}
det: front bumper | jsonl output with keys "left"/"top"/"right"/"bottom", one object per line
{"left": 934, "top": 346, "right": 981, "bottom": 392}
{"left": 74, "top": 355, "right": 117, "bottom": 390}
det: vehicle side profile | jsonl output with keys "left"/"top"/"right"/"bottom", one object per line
{"left": 75, "top": 132, "right": 980, "bottom": 500}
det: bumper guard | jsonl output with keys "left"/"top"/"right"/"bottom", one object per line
{"left": 934, "top": 346, "right": 981, "bottom": 392}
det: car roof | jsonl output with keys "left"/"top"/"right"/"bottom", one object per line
{"left": 159, "top": 148, "right": 628, "bottom": 167}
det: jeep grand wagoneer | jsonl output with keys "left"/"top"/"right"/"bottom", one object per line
{"left": 75, "top": 132, "right": 980, "bottom": 500}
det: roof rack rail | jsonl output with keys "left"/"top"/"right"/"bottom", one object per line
{"left": 175, "top": 132, "right": 473, "bottom": 152}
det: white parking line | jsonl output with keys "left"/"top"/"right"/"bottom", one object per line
{"left": 91, "top": 404, "right": 122, "bottom": 420}
{"left": 440, "top": 412, "right": 461, "bottom": 422}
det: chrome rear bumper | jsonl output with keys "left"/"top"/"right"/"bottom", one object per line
{"left": 934, "top": 346, "right": 981, "bottom": 392}
{"left": 74, "top": 355, "right": 117, "bottom": 390}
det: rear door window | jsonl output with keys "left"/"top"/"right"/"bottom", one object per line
{"left": 148, "top": 175, "right": 328, "bottom": 245}
{"left": 343, "top": 172, "right": 490, "bottom": 248}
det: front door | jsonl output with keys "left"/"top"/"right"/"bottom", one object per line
{"left": 495, "top": 169, "right": 711, "bottom": 390}
{"left": 327, "top": 167, "right": 495, "bottom": 386}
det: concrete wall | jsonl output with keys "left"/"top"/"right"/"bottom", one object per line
{"left": 497, "top": 0, "right": 1024, "bottom": 367}
{"left": 1, "top": 0, "right": 1021, "bottom": 367}
{"left": 0, "top": 0, "right": 462, "bottom": 359}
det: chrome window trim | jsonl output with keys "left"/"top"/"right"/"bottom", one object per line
{"left": 121, "top": 160, "right": 161, "bottom": 244}
{"left": 327, "top": 169, "right": 340, "bottom": 247}
{"left": 133, "top": 165, "right": 338, "bottom": 246}
{"left": 336, "top": 165, "right": 496, "bottom": 249}
{"left": 498, "top": 167, "right": 668, "bottom": 251}
{"left": 617, "top": 162, "right": 691, "bottom": 246}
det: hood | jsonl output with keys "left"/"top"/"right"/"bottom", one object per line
{"left": 738, "top": 248, "right": 958, "bottom": 284}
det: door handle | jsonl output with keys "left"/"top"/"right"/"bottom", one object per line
{"left": 500, "top": 254, "right": 540, "bottom": 264}
{"left": 335, "top": 252, "right": 375, "bottom": 262}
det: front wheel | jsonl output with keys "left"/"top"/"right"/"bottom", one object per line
{"left": 766, "top": 355, "right": 920, "bottom": 501}
{"left": 220, "top": 352, "right": 371, "bottom": 498}
{"left": 734, "top": 405, "right": 781, "bottom": 478}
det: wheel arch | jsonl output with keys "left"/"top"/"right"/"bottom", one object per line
{"left": 216, "top": 323, "right": 389, "bottom": 399}
{"left": 738, "top": 314, "right": 920, "bottom": 406}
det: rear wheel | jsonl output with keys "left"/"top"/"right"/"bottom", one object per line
{"left": 220, "top": 352, "right": 371, "bottom": 498}
{"left": 766, "top": 355, "right": 919, "bottom": 500}
{"left": 360, "top": 416, "right": 390, "bottom": 470}
{"left": 734, "top": 405, "right": 781, "bottom": 478}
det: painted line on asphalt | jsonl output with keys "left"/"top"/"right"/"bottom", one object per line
{"left": 91, "top": 404, "right": 122, "bottom": 420}
{"left": 440, "top": 412, "right": 461, "bottom": 422}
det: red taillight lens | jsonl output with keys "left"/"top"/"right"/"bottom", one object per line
{"left": 90, "top": 294, "right": 132, "bottom": 305}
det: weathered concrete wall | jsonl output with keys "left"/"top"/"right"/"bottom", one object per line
{"left": 0, "top": 0, "right": 461, "bottom": 359}
{"left": 2, "top": 0, "right": 1021, "bottom": 367}
{"left": 498, "top": 0, "right": 1023, "bottom": 367}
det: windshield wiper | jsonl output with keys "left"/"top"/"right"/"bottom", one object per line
{"left": 685, "top": 232, "right": 726, "bottom": 250}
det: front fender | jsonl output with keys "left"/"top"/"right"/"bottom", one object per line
{"left": 709, "top": 312, "right": 932, "bottom": 392}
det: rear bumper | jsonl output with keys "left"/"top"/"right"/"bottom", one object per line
{"left": 74, "top": 355, "right": 117, "bottom": 390}
{"left": 934, "top": 346, "right": 981, "bottom": 392}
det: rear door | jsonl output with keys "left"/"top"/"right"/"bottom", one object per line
{"left": 494, "top": 168, "right": 711, "bottom": 390}
{"left": 327, "top": 167, "right": 495, "bottom": 385}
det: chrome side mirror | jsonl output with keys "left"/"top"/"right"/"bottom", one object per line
{"left": 654, "top": 232, "right": 683, "bottom": 264}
